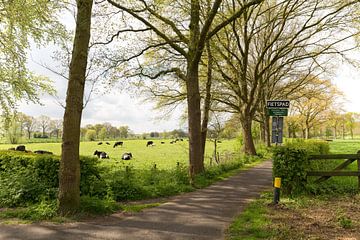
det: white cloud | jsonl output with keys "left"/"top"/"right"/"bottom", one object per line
{"left": 333, "top": 63, "right": 360, "bottom": 113}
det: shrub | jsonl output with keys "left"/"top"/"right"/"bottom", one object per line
{"left": 0, "top": 151, "right": 105, "bottom": 207}
{"left": 272, "top": 147, "right": 309, "bottom": 195}
{"left": 284, "top": 138, "right": 329, "bottom": 155}
{"left": 273, "top": 140, "right": 330, "bottom": 195}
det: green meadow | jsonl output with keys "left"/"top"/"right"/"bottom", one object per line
{"left": 0, "top": 139, "right": 238, "bottom": 169}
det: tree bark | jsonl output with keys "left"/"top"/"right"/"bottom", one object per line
{"left": 240, "top": 116, "right": 257, "bottom": 155}
{"left": 305, "top": 122, "right": 310, "bottom": 139}
{"left": 265, "top": 115, "right": 271, "bottom": 147}
{"left": 58, "top": 0, "right": 93, "bottom": 215}
{"left": 187, "top": 64, "right": 204, "bottom": 178}
{"left": 201, "top": 41, "right": 213, "bottom": 162}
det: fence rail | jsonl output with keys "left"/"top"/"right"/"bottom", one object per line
{"left": 307, "top": 151, "right": 360, "bottom": 189}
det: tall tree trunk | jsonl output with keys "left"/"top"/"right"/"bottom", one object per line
{"left": 201, "top": 41, "right": 213, "bottom": 161}
{"left": 305, "top": 122, "right": 310, "bottom": 139}
{"left": 260, "top": 119, "right": 265, "bottom": 143}
{"left": 187, "top": 64, "right": 204, "bottom": 178}
{"left": 240, "top": 115, "right": 257, "bottom": 155}
{"left": 265, "top": 115, "right": 271, "bottom": 147}
{"left": 187, "top": 0, "right": 204, "bottom": 179}
{"left": 58, "top": 0, "right": 93, "bottom": 215}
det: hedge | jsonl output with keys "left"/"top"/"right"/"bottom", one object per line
{"left": 272, "top": 140, "right": 330, "bottom": 195}
{"left": 0, "top": 151, "right": 105, "bottom": 207}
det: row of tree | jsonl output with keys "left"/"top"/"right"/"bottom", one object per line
{"left": 0, "top": 113, "right": 63, "bottom": 143}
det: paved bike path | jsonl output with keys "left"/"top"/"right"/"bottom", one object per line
{"left": 0, "top": 160, "right": 272, "bottom": 240}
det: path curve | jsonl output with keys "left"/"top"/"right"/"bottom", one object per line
{"left": 0, "top": 160, "right": 272, "bottom": 240}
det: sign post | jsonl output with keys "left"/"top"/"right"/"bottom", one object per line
{"left": 267, "top": 100, "right": 289, "bottom": 145}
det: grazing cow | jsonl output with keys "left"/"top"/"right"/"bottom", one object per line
{"left": 15, "top": 145, "right": 26, "bottom": 151}
{"left": 94, "top": 150, "right": 109, "bottom": 159}
{"left": 121, "top": 152, "right": 133, "bottom": 160}
{"left": 113, "top": 141, "right": 123, "bottom": 148}
{"left": 170, "top": 141, "right": 174, "bottom": 144}
{"left": 106, "top": 142, "right": 110, "bottom": 145}
{"left": 161, "top": 142, "right": 165, "bottom": 144}
{"left": 217, "top": 140, "right": 222, "bottom": 143}
{"left": 97, "top": 142, "right": 103, "bottom": 145}
{"left": 146, "top": 141, "right": 154, "bottom": 147}
{"left": 180, "top": 139, "right": 184, "bottom": 141}
{"left": 34, "top": 150, "right": 53, "bottom": 155}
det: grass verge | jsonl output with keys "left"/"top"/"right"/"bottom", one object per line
{"left": 227, "top": 192, "right": 360, "bottom": 240}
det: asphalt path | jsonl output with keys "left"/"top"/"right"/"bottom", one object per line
{"left": 0, "top": 160, "right": 272, "bottom": 240}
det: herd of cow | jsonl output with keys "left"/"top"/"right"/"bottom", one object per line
{"left": 8, "top": 139, "right": 186, "bottom": 161}
{"left": 93, "top": 139, "right": 185, "bottom": 160}
{"left": 8, "top": 145, "right": 53, "bottom": 155}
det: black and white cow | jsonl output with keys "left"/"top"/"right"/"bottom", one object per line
{"left": 94, "top": 150, "right": 109, "bottom": 159}
{"left": 146, "top": 141, "right": 154, "bottom": 147}
{"left": 113, "top": 141, "right": 124, "bottom": 148}
{"left": 121, "top": 152, "right": 133, "bottom": 160}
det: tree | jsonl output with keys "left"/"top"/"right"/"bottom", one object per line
{"left": 0, "top": 0, "right": 64, "bottom": 115}
{"left": 211, "top": 0, "right": 358, "bottom": 152}
{"left": 5, "top": 114, "right": 22, "bottom": 144}
{"left": 85, "top": 129, "right": 96, "bottom": 141}
{"left": 23, "top": 115, "right": 37, "bottom": 139}
{"left": 37, "top": 115, "right": 52, "bottom": 137}
{"left": 50, "top": 119, "right": 63, "bottom": 139}
{"left": 119, "top": 126, "right": 130, "bottom": 138}
{"left": 58, "top": 0, "right": 93, "bottom": 215}
{"left": 105, "top": 0, "right": 262, "bottom": 178}
{"left": 98, "top": 127, "right": 107, "bottom": 140}
{"left": 344, "top": 112, "right": 360, "bottom": 139}
{"left": 291, "top": 78, "right": 342, "bottom": 139}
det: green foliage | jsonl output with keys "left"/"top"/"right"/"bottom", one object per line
{"left": 227, "top": 193, "right": 273, "bottom": 240}
{"left": 0, "top": 151, "right": 104, "bottom": 207}
{"left": 338, "top": 215, "right": 353, "bottom": 229}
{"left": 0, "top": 200, "right": 57, "bottom": 222}
{"left": 272, "top": 147, "right": 310, "bottom": 195}
{"left": 119, "top": 203, "right": 161, "bottom": 213}
{"left": 79, "top": 196, "right": 120, "bottom": 215}
{"left": 85, "top": 129, "right": 97, "bottom": 141}
{"left": 284, "top": 138, "right": 330, "bottom": 155}
{"left": 0, "top": 0, "right": 65, "bottom": 115}
{"left": 273, "top": 140, "right": 332, "bottom": 195}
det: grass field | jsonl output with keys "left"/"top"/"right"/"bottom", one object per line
{"left": 0, "top": 139, "right": 239, "bottom": 169}
{"left": 328, "top": 140, "right": 360, "bottom": 154}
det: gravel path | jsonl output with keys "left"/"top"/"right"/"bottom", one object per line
{"left": 0, "top": 160, "right": 272, "bottom": 240}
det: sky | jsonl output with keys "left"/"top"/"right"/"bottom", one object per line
{"left": 19, "top": 46, "right": 184, "bottom": 134}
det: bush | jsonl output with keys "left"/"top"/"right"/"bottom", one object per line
{"left": 284, "top": 138, "right": 329, "bottom": 155}
{"left": 273, "top": 140, "right": 330, "bottom": 195}
{"left": 0, "top": 151, "right": 105, "bottom": 207}
{"left": 272, "top": 147, "right": 309, "bottom": 195}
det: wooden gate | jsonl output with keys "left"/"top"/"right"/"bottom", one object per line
{"left": 307, "top": 151, "right": 360, "bottom": 189}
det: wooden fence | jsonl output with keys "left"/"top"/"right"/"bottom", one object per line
{"left": 307, "top": 151, "right": 360, "bottom": 189}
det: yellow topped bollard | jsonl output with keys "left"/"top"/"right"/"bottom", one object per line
{"left": 273, "top": 177, "right": 281, "bottom": 204}
{"left": 274, "top": 177, "right": 281, "bottom": 188}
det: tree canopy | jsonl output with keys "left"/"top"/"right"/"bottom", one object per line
{"left": 0, "top": 0, "right": 66, "bottom": 114}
